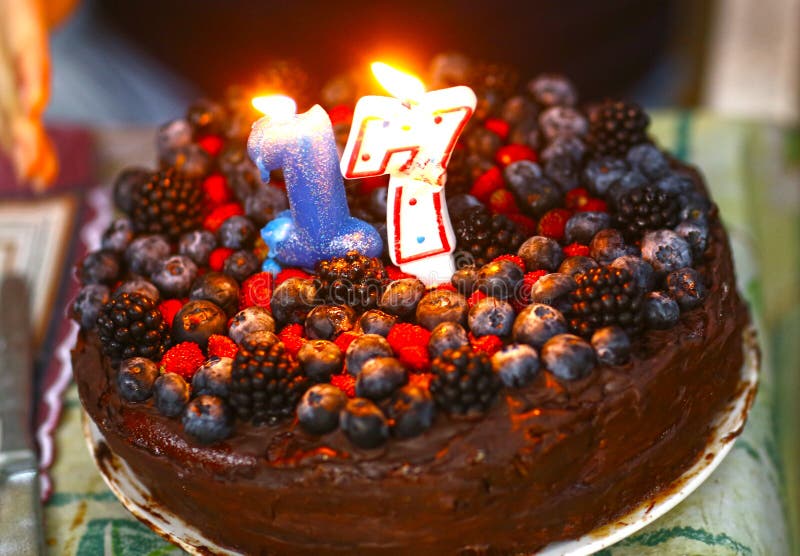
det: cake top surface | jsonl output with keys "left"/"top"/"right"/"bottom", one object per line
{"left": 72, "top": 60, "right": 722, "bottom": 453}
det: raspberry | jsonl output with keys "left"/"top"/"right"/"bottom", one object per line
{"left": 158, "top": 299, "right": 184, "bottom": 327}
{"left": 507, "top": 214, "right": 536, "bottom": 236}
{"left": 408, "top": 372, "right": 434, "bottom": 390}
{"left": 563, "top": 243, "right": 590, "bottom": 257}
{"left": 209, "top": 247, "right": 234, "bottom": 272}
{"left": 240, "top": 272, "right": 274, "bottom": 311}
{"left": 207, "top": 334, "right": 238, "bottom": 359}
{"left": 470, "top": 166, "right": 504, "bottom": 203}
{"left": 202, "top": 173, "right": 233, "bottom": 206}
{"left": 537, "top": 208, "right": 572, "bottom": 241}
{"left": 328, "top": 104, "right": 354, "bottom": 126}
{"left": 385, "top": 265, "right": 415, "bottom": 281}
{"left": 197, "top": 134, "right": 224, "bottom": 157}
{"left": 330, "top": 372, "right": 356, "bottom": 398}
{"left": 495, "top": 144, "right": 537, "bottom": 168}
{"left": 388, "top": 323, "right": 431, "bottom": 373}
{"left": 489, "top": 188, "right": 519, "bottom": 215}
{"left": 204, "top": 203, "right": 244, "bottom": 233}
{"left": 491, "top": 254, "right": 525, "bottom": 271}
{"left": 521, "top": 270, "right": 548, "bottom": 304}
{"left": 396, "top": 345, "right": 430, "bottom": 373}
{"left": 565, "top": 187, "right": 591, "bottom": 210}
{"left": 579, "top": 198, "right": 608, "bottom": 213}
{"left": 468, "top": 332, "right": 503, "bottom": 356}
{"left": 275, "top": 268, "right": 312, "bottom": 285}
{"left": 278, "top": 323, "right": 306, "bottom": 358}
{"left": 467, "top": 290, "right": 489, "bottom": 308}
{"left": 437, "top": 282, "right": 457, "bottom": 292}
{"left": 160, "top": 342, "right": 205, "bottom": 379}
{"left": 484, "top": 118, "right": 510, "bottom": 141}
{"left": 334, "top": 331, "right": 360, "bottom": 355}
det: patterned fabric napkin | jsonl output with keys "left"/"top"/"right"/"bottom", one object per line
{"left": 43, "top": 114, "right": 799, "bottom": 555}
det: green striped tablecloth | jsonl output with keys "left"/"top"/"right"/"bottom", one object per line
{"left": 44, "top": 113, "right": 800, "bottom": 555}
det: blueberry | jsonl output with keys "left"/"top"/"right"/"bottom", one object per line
{"left": 389, "top": 385, "right": 436, "bottom": 439}
{"left": 666, "top": 267, "right": 706, "bottom": 310}
{"left": 626, "top": 144, "right": 669, "bottom": 179}
{"left": 466, "top": 127, "right": 501, "bottom": 160}
{"left": 356, "top": 357, "right": 407, "bottom": 400}
{"left": 187, "top": 99, "right": 226, "bottom": 135}
{"left": 451, "top": 266, "right": 479, "bottom": 295}
{"left": 78, "top": 250, "right": 120, "bottom": 285}
{"left": 565, "top": 212, "right": 611, "bottom": 244}
{"left": 182, "top": 395, "right": 233, "bottom": 445}
{"left": 446, "top": 194, "right": 483, "bottom": 220}
{"left": 156, "top": 118, "right": 193, "bottom": 158}
{"left": 512, "top": 303, "right": 568, "bottom": 348}
{"left": 229, "top": 306, "right": 276, "bottom": 344}
{"left": 591, "top": 326, "right": 631, "bottom": 366}
{"left": 298, "top": 340, "right": 344, "bottom": 381}
{"left": 192, "top": 356, "right": 233, "bottom": 397}
{"left": 416, "top": 290, "right": 469, "bottom": 330}
{"left": 541, "top": 334, "right": 595, "bottom": 380}
{"left": 305, "top": 304, "right": 356, "bottom": 340}
{"left": 366, "top": 187, "right": 388, "bottom": 220}
{"left": 607, "top": 170, "right": 647, "bottom": 206}
{"left": 358, "top": 309, "right": 396, "bottom": 336}
{"left": 218, "top": 215, "right": 256, "bottom": 250}
{"left": 590, "top": 229, "right": 629, "bottom": 265}
{"left": 558, "top": 256, "right": 599, "bottom": 276}
{"left": 163, "top": 144, "right": 211, "bottom": 179}
{"left": 345, "top": 334, "right": 393, "bottom": 376}
{"left": 244, "top": 185, "right": 289, "bottom": 227}
{"left": 172, "top": 300, "right": 228, "bottom": 348}
{"left": 117, "top": 357, "right": 159, "bottom": 402}
{"left": 539, "top": 107, "right": 587, "bottom": 140}
{"left": 530, "top": 273, "right": 576, "bottom": 311}
{"left": 71, "top": 284, "right": 110, "bottom": 329}
{"left": 244, "top": 329, "right": 280, "bottom": 346}
{"left": 641, "top": 230, "right": 692, "bottom": 274}
{"left": 270, "top": 278, "right": 319, "bottom": 325}
{"left": 428, "top": 322, "right": 469, "bottom": 359}
{"left": 675, "top": 219, "right": 709, "bottom": 259}
{"left": 542, "top": 140, "right": 583, "bottom": 191}
{"left": 115, "top": 278, "right": 159, "bottom": 302}
{"left": 468, "top": 297, "right": 515, "bottom": 337}
{"left": 101, "top": 218, "right": 134, "bottom": 252}
{"left": 476, "top": 260, "right": 524, "bottom": 300}
{"left": 113, "top": 167, "right": 150, "bottom": 214}
{"left": 125, "top": 235, "right": 170, "bottom": 276}
{"left": 527, "top": 75, "right": 577, "bottom": 107}
{"left": 518, "top": 236, "right": 564, "bottom": 272}
{"left": 297, "top": 384, "right": 348, "bottom": 435}
{"left": 179, "top": 230, "right": 217, "bottom": 266}
{"left": 223, "top": 250, "right": 259, "bottom": 283}
{"left": 656, "top": 173, "right": 694, "bottom": 195}
{"left": 340, "top": 398, "right": 389, "bottom": 449}
{"left": 501, "top": 95, "right": 536, "bottom": 125}
{"left": 151, "top": 255, "right": 197, "bottom": 298}
{"left": 154, "top": 373, "right": 190, "bottom": 417}
{"left": 491, "top": 343, "right": 540, "bottom": 388}
{"left": 610, "top": 255, "right": 655, "bottom": 293}
{"left": 583, "top": 156, "right": 629, "bottom": 197}
{"left": 379, "top": 278, "right": 426, "bottom": 319}
{"left": 680, "top": 191, "right": 712, "bottom": 222}
{"left": 644, "top": 291, "right": 680, "bottom": 329}
{"left": 504, "top": 165, "right": 563, "bottom": 218}
{"left": 189, "top": 272, "right": 241, "bottom": 317}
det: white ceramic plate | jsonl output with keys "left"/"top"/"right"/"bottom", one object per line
{"left": 83, "top": 327, "right": 759, "bottom": 556}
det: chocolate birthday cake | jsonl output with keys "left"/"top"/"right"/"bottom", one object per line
{"left": 71, "top": 60, "right": 750, "bottom": 554}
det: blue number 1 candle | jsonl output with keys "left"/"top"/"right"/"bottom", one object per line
{"left": 247, "top": 96, "right": 381, "bottom": 272}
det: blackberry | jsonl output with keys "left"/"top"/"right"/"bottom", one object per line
{"left": 612, "top": 184, "right": 681, "bottom": 241}
{"left": 314, "top": 250, "right": 388, "bottom": 312}
{"left": 130, "top": 169, "right": 203, "bottom": 240}
{"left": 567, "top": 266, "right": 643, "bottom": 338}
{"left": 453, "top": 205, "right": 526, "bottom": 267}
{"left": 430, "top": 346, "right": 501, "bottom": 416}
{"left": 229, "top": 339, "right": 309, "bottom": 425}
{"left": 96, "top": 292, "right": 169, "bottom": 362}
{"left": 586, "top": 99, "right": 650, "bottom": 157}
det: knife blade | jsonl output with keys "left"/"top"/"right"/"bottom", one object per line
{"left": 0, "top": 275, "right": 44, "bottom": 555}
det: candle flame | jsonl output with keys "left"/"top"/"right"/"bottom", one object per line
{"left": 251, "top": 95, "right": 297, "bottom": 120}
{"left": 371, "top": 62, "right": 425, "bottom": 102}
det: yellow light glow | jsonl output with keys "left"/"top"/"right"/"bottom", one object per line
{"left": 371, "top": 62, "right": 425, "bottom": 102}
{"left": 251, "top": 95, "right": 297, "bottom": 120}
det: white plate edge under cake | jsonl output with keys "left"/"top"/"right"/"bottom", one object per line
{"left": 82, "top": 325, "right": 760, "bottom": 556}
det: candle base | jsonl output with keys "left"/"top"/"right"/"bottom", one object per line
{"left": 399, "top": 253, "right": 455, "bottom": 287}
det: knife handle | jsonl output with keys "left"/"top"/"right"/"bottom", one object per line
{"left": 0, "top": 451, "right": 44, "bottom": 556}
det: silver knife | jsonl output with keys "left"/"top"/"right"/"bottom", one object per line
{"left": 0, "top": 275, "right": 44, "bottom": 555}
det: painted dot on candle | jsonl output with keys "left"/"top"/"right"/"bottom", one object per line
{"left": 417, "top": 236, "right": 425, "bottom": 244}
{"left": 361, "top": 153, "right": 371, "bottom": 162}
{"left": 434, "top": 116, "right": 443, "bottom": 124}
{"left": 409, "top": 198, "right": 417, "bottom": 206}
{"left": 401, "top": 125, "right": 412, "bottom": 132}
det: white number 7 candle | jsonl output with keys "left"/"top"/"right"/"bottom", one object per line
{"left": 341, "top": 63, "right": 476, "bottom": 285}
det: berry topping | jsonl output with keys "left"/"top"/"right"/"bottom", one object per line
{"left": 453, "top": 205, "right": 527, "bottom": 267}
{"left": 117, "top": 357, "right": 159, "bottom": 402}
{"left": 160, "top": 342, "right": 206, "bottom": 380}
{"left": 239, "top": 272, "right": 274, "bottom": 311}
{"left": 330, "top": 372, "right": 357, "bottom": 398}
{"left": 537, "top": 208, "right": 572, "bottom": 241}
{"left": 204, "top": 203, "right": 245, "bottom": 234}
{"left": 305, "top": 304, "right": 356, "bottom": 340}
{"left": 298, "top": 340, "right": 343, "bottom": 382}
{"left": 563, "top": 243, "right": 590, "bottom": 258}
{"left": 356, "top": 357, "right": 408, "bottom": 400}
{"left": 430, "top": 346, "right": 501, "bottom": 416}
{"left": 192, "top": 356, "right": 233, "bottom": 397}
{"left": 512, "top": 303, "right": 568, "bottom": 348}
{"left": 277, "top": 323, "right": 306, "bottom": 358}
{"left": 358, "top": 309, "right": 397, "bottom": 337}
{"left": 208, "top": 247, "right": 235, "bottom": 272}
{"left": 130, "top": 169, "right": 203, "bottom": 240}
{"left": 154, "top": 373, "right": 190, "bottom": 418}
{"left": 491, "top": 343, "right": 540, "bottom": 388}
{"left": 666, "top": 267, "right": 706, "bottom": 310}
{"left": 468, "top": 332, "right": 504, "bottom": 356}
{"left": 314, "top": 250, "right": 388, "bottom": 312}
{"left": 416, "top": 290, "right": 469, "bottom": 331}
{"left": 297, "top": 384, "right": 347, "bottom": 435}
{"left": 71, "top": 284, "right": 110, "bottom": 330}
{"left": 428, "top": 322, "right": 469, "bottom": 360}
{"left": 388, "top": 385, "right": 436, "bottom": 439}
{"left": 567, "top": 266, "right": 643, "bottom": 338}
{"left": 340, "top": 398, "right": 390, "bottom": 449}
{"left": 586, "top": 99, "right": 650, "bottom": 156}
{"left": 541, "top": 333, "right": 596, "bottom": 380}
{"left": 345, "top": 334, "right": 393, "bottom": 376}
{"left": 190, "top": 272, "right": 241, "bottom": 317}
{"left": 468, "top": 297, "right": 515, "bottom": 337}
{"left": 182, "top": 395, "right": 233, "bottom": 445}
{"left": 172, "top": 299, "right": 228, "bottom": 349}
{"left": 518, "top": 236, "right": 564, "bottom": 272}
{"left": 591, "top": 326, "right": 631, "bottom": 366}
{"left": 97, "top": 292, "right": 170, "bottom": 362}
{"left": 379, "top": 278, "right": 426, "bottom": 318}
{"left": 229, "top": 306, "right": 276, "bottom": 345}
{"left": 612, "top": 184, "right": 681, "bottom": 241}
